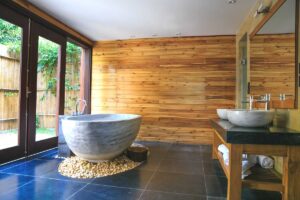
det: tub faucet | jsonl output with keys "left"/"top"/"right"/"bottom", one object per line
{"left": 74, "top": 99, "right": 87, "bottom": 115}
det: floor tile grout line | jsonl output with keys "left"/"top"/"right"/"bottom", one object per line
{"left": 65, "top": 182, "right": 90, "bottom": 200}
{"left": 88, "top": 182, "right": 146, "bottom": 191}
{"left": 1, "top": 179, "right": 35, "bottom": 196}
{"left": 0, "top": 148, "right": 58, "bottom": 172}
{"left": 0, "top": 171, "right": 95, "bottom": 184}
{"left": 137, "top": 143, "right": 173, "bottom": 200}
{"left": 140, "top": 188, "right": 207, "bottom": 198}
{"left": 65, "top": 182, "right": 147, "bottom": 200}
{"left": 139, "top": 143, "right": 210, "bottom": 199}
{"left": 0, "top": 160, "right": 32, "bottom": 172}
{"left": 202, "top": 159, "right": 208, "bottom": 198}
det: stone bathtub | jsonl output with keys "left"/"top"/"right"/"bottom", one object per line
{"left": 61, "top": 114, "right": 142, "bottom": 162}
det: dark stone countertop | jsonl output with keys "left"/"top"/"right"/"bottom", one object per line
{"left": 210, "top": 119, "right": 300, "bottom": 145}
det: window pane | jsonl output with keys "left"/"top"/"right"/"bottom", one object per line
{"left": 35, "top": 36, "right": 59, "bottom": 141}
{"left": 64, "top": 42, "right": 82, "bottom": 115}
{"left": 0, "top": 18, "right": 22, "bottom": 149}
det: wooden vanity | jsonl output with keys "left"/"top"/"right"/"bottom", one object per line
{"left": 211, "top": 119, "right": 300, "bottom": 200}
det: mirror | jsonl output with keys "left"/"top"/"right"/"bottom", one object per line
{"left": 250, "top": 0, "right": 296, "bottom": 108}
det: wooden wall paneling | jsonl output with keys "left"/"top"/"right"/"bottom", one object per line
{"left": 235, "top": 0, "right": 284, "bottom": 108}
{"left": 92, "top": 36, "right": 236, "bottom": 144}
{"left": 250, "top": 34, "right": 295, "bottom": 99}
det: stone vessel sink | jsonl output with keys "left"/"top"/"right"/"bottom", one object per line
{"left": 217, "top": 109, "right": 229, "bottom": 120}
{"left": 227, "top": 109, "right": 275, "bottom": 128}
{"left": 61, "top": 114, "right": 141, "bottom": 162}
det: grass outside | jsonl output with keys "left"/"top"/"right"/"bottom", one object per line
{"left": 0, "top": 128, "right": 55, "bottom": 135}
{"left": 0, "top": 128, "right": 56, "bottom": 150}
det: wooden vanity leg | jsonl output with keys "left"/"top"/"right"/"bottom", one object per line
{"left": 212, "top": 131, "right": 217, "bottom": 159}
{"left": 227, "top": 144, "right": 243, "bottom": 200}
{"left": 282, "top": 146, "right": 300, "bottom": 200}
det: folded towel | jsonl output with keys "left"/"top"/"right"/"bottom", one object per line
{"left": 242, "top": 160, "right": 256, "bottom": 174}
{"left": 217, "top": 145, "right": 256, "bottom": 179}
{"left": 258, "top": 155, "right": 274, "bottom": 169}
{"left": 242, "top": 170, "right": 251, "bottom": 179}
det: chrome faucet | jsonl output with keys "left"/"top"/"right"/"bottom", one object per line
{"left": 241, "top": 95, "right": 254, "bottom": 110}
{"left": 279, "top": 93, "right": 293, "bottom": 101}
{"left": 242, "top": 94, "right": 271, "bottom": 110}
{"left": 256, "top": 94, "right": 271, "bottom": 110}
{"left": 73, "top": 99, "right": 87, "bottom": 116}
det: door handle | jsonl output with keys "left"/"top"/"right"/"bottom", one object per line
{"left": 26, "top": 87, "right": 32, "bottom": 98}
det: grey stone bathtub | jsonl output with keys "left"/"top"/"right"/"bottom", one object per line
{"left": 61, "top": 114, "right": 142, "bottom": 162}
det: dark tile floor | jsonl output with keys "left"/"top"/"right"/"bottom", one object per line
{"left": 0, "top": 142, "right": 282, "bottom": 200}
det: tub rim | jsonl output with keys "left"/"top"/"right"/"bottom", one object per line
{"left": 61, "top": 113, "right": 141, "bottom": 123}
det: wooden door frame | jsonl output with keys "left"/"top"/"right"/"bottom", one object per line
{"left": 67, "top": 38, "right": 92, "bottom": 114}
{"left": 0, "top": 4, "right": 29, "bottom": 163}
{"left": 27, "top": 21, "right": 66, "bottom": 155}
{"left": 0, "top": 3, "right": 92, "bottom": 163}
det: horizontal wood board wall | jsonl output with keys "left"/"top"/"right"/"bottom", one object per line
{"left": 92, "top": 36, "right": 236, "bottom": 144}
{"left": 250, "top": 34, "right": 295, "bottom": 98}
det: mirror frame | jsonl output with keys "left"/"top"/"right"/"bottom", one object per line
{"left": 249, "top": 0, "right": 299, "bottom": 109}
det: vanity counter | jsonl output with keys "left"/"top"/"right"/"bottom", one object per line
{"left": 210, "top": 119, "right": 300, "bottom": 145}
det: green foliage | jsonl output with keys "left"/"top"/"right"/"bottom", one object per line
{"left": 38, "top": 38, "right": 59, "bottom": 98}
{"left": 4, "top": 91, "right": 18, "bottom": 97}
{"left": 66, "top": 42, "right": 81, "bottom": 64}
{"left": 0, "top": 19, "right": 82, "bottom": 105}
{"left": 38, "top": 40, "right": 82, "bottom": 100}
{"left": 65, "top": 79, "right": 80, "bottom": 91}
{"left": 36, "top": 115, "right": 41, "bottom": 128}
{"left": 0, "top": 19, "right": 22, "bottom": 57}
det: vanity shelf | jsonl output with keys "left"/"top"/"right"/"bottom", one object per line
{"left": 211, "top": 119, "right": 300, "bottom": 200}
{"left": 213, "top": 130, "right": 283, "bottom": 193}
{"left": 243, "top": 165, "right": 282, "bottom": 192}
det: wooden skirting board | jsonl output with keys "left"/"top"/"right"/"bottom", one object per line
{"left": 92, "top": 36, "right": 236, "bottom": 144}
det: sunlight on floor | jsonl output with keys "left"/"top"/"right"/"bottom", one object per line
{"left": 0, "top": 128, "right": 56, "bottom": 150}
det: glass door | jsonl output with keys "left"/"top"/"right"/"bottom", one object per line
{"left": 27, "top": 21, "right": 66, "bottom": 155}
{"left": 0, "top": 4, "right": 29, "bottom": 163}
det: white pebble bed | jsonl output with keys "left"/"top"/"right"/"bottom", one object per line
{"left": 58, "top": 155, "right": 142, "bottom": 179}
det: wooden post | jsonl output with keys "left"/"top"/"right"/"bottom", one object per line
{"left": 282, "top": 146, "right": 300, "bottom": 200}
{"left": 227, "top": 144, "right": 243, "bottom": 200}
{"left": 212, "top": 131, "right": 218, "bottom": 159}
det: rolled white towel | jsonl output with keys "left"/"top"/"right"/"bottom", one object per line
{"left": 223, "top": 152, "right": 229, "bottom": 166}
{"left": 217, "top": 145, "right": 255, "bottom": 179}
{"left": 217, "top": 144, "right": 229, "bottom": 165}
{"left": 258, "top": 155, "right": 274, "bottom": 169}
{"left": 218, "top": 144, "right": 229, "bottom": 154}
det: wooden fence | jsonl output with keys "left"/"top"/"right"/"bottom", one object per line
{"left": 0, "top": 45, "right": 80, "bottom": 131}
